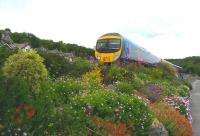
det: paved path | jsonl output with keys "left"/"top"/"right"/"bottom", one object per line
{"left": 191, "top": 80, "right": 200, "bottom": 136}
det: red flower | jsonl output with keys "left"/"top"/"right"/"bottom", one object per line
{"left": 16, "top": 118, "right": 23, "bottom": 124}
{"left": 15, "top": 108, "right": 20, "bottom": 113}
{"left": 26, "top": 111, "right": 34, "bottom": 118}
{"left": 23, "top": 104, "right": 29, "bottom": 110}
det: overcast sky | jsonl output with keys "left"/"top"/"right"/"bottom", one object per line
{"left": 0, "top": 0, "right": 199, "bottom": 59}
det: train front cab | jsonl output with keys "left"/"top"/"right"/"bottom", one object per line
{"left": 95, "top": 35, "right": 122, "bottom": 63}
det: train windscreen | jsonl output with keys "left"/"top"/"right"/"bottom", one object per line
{"left": 96, "top": 39, "right": 121, "bottom": 53}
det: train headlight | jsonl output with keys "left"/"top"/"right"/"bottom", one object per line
{"left": 114, "top": 55, "right": 120, "bottom": 61}
{"left": 96, "top": 56, "right": 100, "bottom": 59}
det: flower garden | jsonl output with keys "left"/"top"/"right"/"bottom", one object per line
{"left": 0, "top": 49, "right": 193, "bottom": 136}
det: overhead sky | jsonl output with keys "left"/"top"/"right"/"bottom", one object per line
{"left": 0, "top": 0, "right": 199, "bottom": 59}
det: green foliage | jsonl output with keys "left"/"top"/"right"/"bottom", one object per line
{"left": 106, "top": 64, "right": 124, "bottom": 83}
{"left": 182, "top": 80, "right": 192, "bottom": 90}
{"left": 131, "top": 74, "right": 145, "bottom": 90}
{"left": 159, "top": 80, "right": 190, "bottom": 97}
{"left": 40, "top": 39, "right": 94, "bottom": 57}
{"left": 158, "top": 62, "right": 177, "bottom": 78}
{"left": 11, "top": 30, "right": 94, "bottom": 56}
{"left": 54, "top": 79, "right": 84, "bottom": 103}
{"left": 73, "top": 90, "right": 154, "bottom": 136}
{"left": 2, "top": 50, "right": 48, "bottom": 93}
{"left": 38, "top": 51, "right": 92, "bottom": 78}
{"left": 38, "top": 51, "right": 71, "bottom": 77}
{"left": 70, "top": 57, "right": 92, "bottom": 77}
{"left": 115, "top": 82, "right": 136, "bottom": 95}
{"left": 176, "top": 85, "right": 190, "bottom": 97}
{"left": 11, "top": 32, "right": 40, "bottom": 48}
{"left": 0, "top": 76, "right": 34, "bottom": 133}
{"left": 0, "top": 76, "right": 92, "bottom": 135}
{"left": 0, "top": 47, "right": 17, "bottom": 74}
{"left": 83, "top": 65, "right": 102, "bottom": 84}
{"left": 0, "top": 28, "right": 94, "bottom": 57}
{"left": 0, "top": 28, "right": 194, "bottom": 135}
{"left": 168, "top": 56, "right": 200, "bottom": 76}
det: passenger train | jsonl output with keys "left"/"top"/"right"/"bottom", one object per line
{"left": 95, "top": 33, "right": 181, "bottom": 69}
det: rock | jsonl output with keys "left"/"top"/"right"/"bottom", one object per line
{"left": 106, "top": 84, "right": 114, "bottom": 90}
{"left": 149, "top": 119, "right": 168, "bottom": 136}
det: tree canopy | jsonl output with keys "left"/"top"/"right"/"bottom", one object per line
{"left": 167, "top": 56, "right": 200, "bottom": 76}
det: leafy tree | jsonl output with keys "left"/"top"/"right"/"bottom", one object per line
{"left": 2, "top": 28, "right": 94, "bottom": 58}
{"left": 2, "top": 50, "right": 48, "bottom": 93}
{"left": 167, "top": 56, "right": 200, "bottom": 76}
{"left": 11, "top": 32, "right": 40, "bottom": 48}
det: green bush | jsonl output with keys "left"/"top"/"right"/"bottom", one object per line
{"left": 73, "top": 90, "right": 154, "bottom": 136}
{"left": 176, "top": 85, "right": 190, "bottom": 97}
{"left": 28, "top": 79, "right": 90, "bottom": 135}
{"left": 144, "top": 68, "right": 163, "bottom": 79}
{"left": 160, "top": 80, "right": 190, "bottom": 97}
{"left": 54, "top": 79, "right": 84, "bottom": 103}
{"left": 182, "top": 80, "right": 192, "bottom": 90}
{"left": 38, "top": 51, "right": 72, "bottom": 77}
{"left": 158, "top": 62, "right": 177, "bottom": 79}
{"left": 0, "top": 47, "right": 17, "bottom": 74}
{"left": 38, "top": 51, "right": 92, "bottom": 78}
{"left": 115, "top": 82, "right": 136, "bottom": 95}
{"left": 70, "top": 57, "right": 92, "bottom": 77}
{"left": 107, "top": 64, "right": 124, "bottom": 83}
{"left": 0, "top": 76, "right": 34, "bottom": 134}
{"left": 132, "top": 74, "right": 145, "bottom": 90}
{"left": 2, "top": 50, "right": 48, "bottom": 93}
{"left": 37, "top": 105, "right": 92, "bottom": 136}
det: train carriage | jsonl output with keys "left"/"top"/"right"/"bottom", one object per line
{"left": 95, "top": 33, "right": 161, "bottom": 65}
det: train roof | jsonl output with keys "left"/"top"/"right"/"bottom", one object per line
{"left": 101, "top": 33, "right": 121, "bottom": 37}
{"left": 162, "top": 60, "right": 182, "bottom": 69}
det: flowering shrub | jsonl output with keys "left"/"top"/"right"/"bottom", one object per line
{"left": 140, "top": 84, "right": 162, "bottom": 103}
{"left": 53, "top": 78, "right": 84, "bottom": 103}
{"left": 177, "top": 85, "right": 190, "bottom": 97}
{"left": 14, "top": 103, "right": 35, "bottom": 124}
{"left": 73, "top": 90, "right": 154, "bottom": 135}
{"left": 2, "top": 50, "right": 48, "bottom": 93}
{"left": 0, "top": 77, "right": 34, "bottom": 134}
{"left": 158, "top": 80, "right": 190, "bottom": 97}
{"left": 134, "top": 93, "right": 150, "bottom": 105}
{"left": 93, "top": 117, "right": 129, "bottom": 136}
{"left": 164, "top": 96, "right": 192, "bottom": 122}
{"left": 150, "top": 102, "right": 193, "bottom": 136}
{"left": 83, "top": 65, "right": 102, "bottom": 84}
{"left": 0, "top": 103, "right": 35, "bottom": 135}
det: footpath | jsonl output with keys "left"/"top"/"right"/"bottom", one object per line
{"left": 191, "top": 80, "right": 200, "bottom": 136}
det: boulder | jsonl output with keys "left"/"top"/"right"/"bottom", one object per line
{"left": 149, "top": 119, "right": 168, "bottom": 136}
